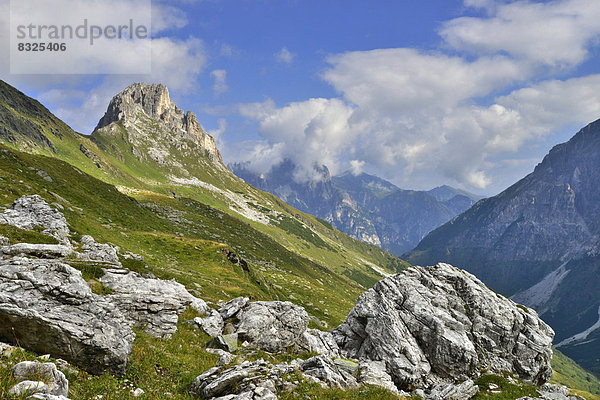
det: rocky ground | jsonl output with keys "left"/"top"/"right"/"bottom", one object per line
{"left": 0, "top": 195, "right": 587, "bottom": 399}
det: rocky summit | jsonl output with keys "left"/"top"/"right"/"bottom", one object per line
{"left": 94, "top": 83, "right": 222, "bottom": 164}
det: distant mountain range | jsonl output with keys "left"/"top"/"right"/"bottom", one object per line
{"left": 406, "top": 119, "right": 600, "bottom": 376}
{"left": 230, "top": 160, "right": 482, "bottom": 255}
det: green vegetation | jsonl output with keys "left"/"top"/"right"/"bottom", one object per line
{"left": 473, "top": 374, "right": 538, "bottom": 400}
{"left": 0, "top": 224, "right": 59, "bottom": 245}
{"left": 278, "top": 373, "right": 405, "bottom": 400}
{"left": 551, "top": 349, "right": 600, "bottom": 400}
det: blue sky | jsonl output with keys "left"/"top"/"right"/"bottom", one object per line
{"left": 3, "top": 0, "right": 600, "bottom": 195}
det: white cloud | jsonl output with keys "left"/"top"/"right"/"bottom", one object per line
{"left": 275, "top": 47, "right": 295, "bottom": 64}
{"left": 210, "top": 69, "right": 228, "bottom": 95}
{"left": 349, "top": 160, "right": 365, "bottom": 175}
{"left": 324, "top": 48, "right": 523, "bottom": 114}
{"left": 441, "top": 0, "right": 600, "bottom": 68}
{"left": 236, "top": 1, "right": 600, "bottom": 192}
{"left": 237, "top": 98, "right": 355, "bottom": 181}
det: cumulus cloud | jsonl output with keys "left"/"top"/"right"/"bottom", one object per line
{"left": 238, "top": 0, "right": 600, "bottom": 192}
{"left": 441, "top": 0, "right": 600, "bottom": 68}
{"left": 275, "top": 47, "right": 296, "bottom": 64}
{"left": 237, "top": 98, "right": 355, "bottom": 181}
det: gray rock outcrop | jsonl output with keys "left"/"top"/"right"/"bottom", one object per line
{"left": 0, "top": 195, "right": 69, "bottom": 244}
{"left": 77, "top": 235, "right": 121, "bottom": 266}
{"left": 13, "top": 361, "right": 69, "bottom": 397}
{"left": 1, "top": 243, "right": 73, "bottom": 259}
{"left": 0, "top": 257, "right": 134, "bottom": 375}
{"left": 234, "top": 301, "right": 309, "bottom": 353}
{"left": 100, "top": 269, "right": 209, "bottom": 338}
{"left": 517, "top": 383, "right": 586, "bottom": 400}
{"left": 219, "top": 297, "right": 249, "bottom": 320}
{"left": 298, "top": 328, "right": 340, "bottom": 358}
{"left": 332, "top": 263, "right": 554, "bottom": 391}
{"left": 94, "top": 83, "right": 222, "bottom": 163}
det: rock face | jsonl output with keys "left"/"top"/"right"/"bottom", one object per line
{"left": 230, "top": 160, "right": 480, "bottom": 255}
{"left": 0, "top": 257, "right": 134, "bottom": 375}
{"left": 234, "top": 301, "right": 309, "bottom": 353}
{"left": 93, "top": 83, "right": 222, "bottom": 164}
{"left": 100, "top": 269, "right": 207, "bottom": 338}
{"left": 0, "top": 195, "right": 70, "bottom": 244}
{"left": 332, "top": 263, "right": 554, "bottom": 391}
{"left": 405, "top": 119, "right": 600, "bottom": 371}
{"left": 77, "top": 235, "right": 121, "bottom": 266}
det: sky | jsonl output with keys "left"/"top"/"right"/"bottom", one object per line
{"left": 2, "top": 0, "right": 600, "bottom": 195}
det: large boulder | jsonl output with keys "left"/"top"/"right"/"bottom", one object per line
{"left": 234, "top": 301, "right": 309, "bottom": 353}
{"left": 0, "top": 257, "right": 134, "bottom": 375}
{"left": 332, "top": 263, "right": 554, "bottom": 391}
{"left": 100, "top": 269, "right": 209, "bottom": 338}
{"left": 0, "top": 195, "right": 70, "bottom": 244}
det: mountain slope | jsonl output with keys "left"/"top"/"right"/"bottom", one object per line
{"left": 231, "top": 160, "right": 480, "bottom": 255}
{"left": 406, "top": 118, "right": 600, "bottom": 375}
{"left": 0, "top": 80, "right": 409, "bottom": 325}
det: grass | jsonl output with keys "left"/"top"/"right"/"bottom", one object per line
{"left": 472, "top": 374, "right": 538, "bottom": 399}
{"left": 278, "top": 373, "right": 406, "bottom": 400}
{"left": 551, "top": 349, "right": 600, "bottom": 400}
{"left": 0, "top": 224, "right": 59, "bottom": 245}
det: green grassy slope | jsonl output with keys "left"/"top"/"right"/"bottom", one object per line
{"left": 0, "top": 80, "right": 406, "bottom": 295}
{"left": 551, "top": 349, "right": 600, "bottom": 400}
{"left": 0, "top": 143, "right": 402, "bottom": 326}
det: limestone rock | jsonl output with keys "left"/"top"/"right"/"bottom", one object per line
{"left": 0, "top": 257, "right": 134, "bottom": 375}
{"left": 190, "top": 359, "right": 299, "bottom": 399}
{"left": 0, "top": 195, "right": 69, "bottom": 244}
{"left": 77, "top": 235, "right": 121, "bottom": 266}
{"left": 29, "top": 394, "right": 71, "bottom": 400}
{"left": 332, "top": 263, "right": 554, "bottom": 390}
{"left": 196, "top": 310, "right": 224, "bottom": 337}
{"left": 234, "top": 301, "right": 309, "bottom": 353}
{"left": 13, "top": 361, "right": 68, "bottom": 396}
{"left": 357, "top": 360, "right": 401, "bottom": 395}
{"left": 94, "top": 83, "right": 222, "bottom": 163}
{"left": 298, "top": 329, "right": 340, "bottom": 358}
{"left": 205, "top": 348, "right": 237, "bottom": 366}
{"left": 300, "top": 355, "right": 358, "bottom": 390}
{"left": 427, "top": 380, "right": 479, "bottom": 400}
{"left": 1, "top": 243, "right": 73, "bottom": 259}
{"left": 219, "top": 297, "right": 249, "bottom": 320}
{"left": 516, "top": 383, "right": 587, "bottom": 400}
{"left": 100, "top": 269, "right": 203, "bottom": 338}
{"left": 9, "top": 380, "right": 49, "bottom": 396}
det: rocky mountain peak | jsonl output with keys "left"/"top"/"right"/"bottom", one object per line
{"left": 93, "top": 82, "right": 222, "bottom": 163}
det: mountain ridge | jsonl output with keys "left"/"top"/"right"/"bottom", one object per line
{"left": 405, "top": 118, "right": 600, "bottom": 376}
{"left": 230, "top": 160, "right": 481, "bottom": 255}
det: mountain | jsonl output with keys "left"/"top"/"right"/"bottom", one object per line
{"left": 0, "top": 79, "right": 599, "bottom": 399}
{"left": 405, "top": 118, "right": 600, "bottom": 376}
{"left": 0, "top": 80, "right": 407, "bottom": 327}
{"left": 230, "top": 161, "right": 481, "bottom": 255}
